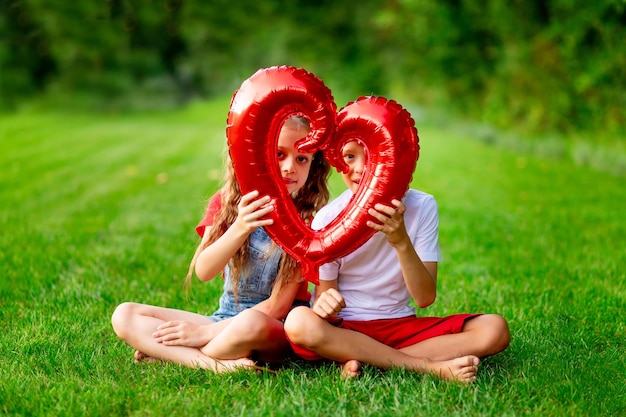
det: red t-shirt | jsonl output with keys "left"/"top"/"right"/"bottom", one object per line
{"left": 196, "top": 190, "right": 311, "bottom": 303}
{"left": 196, "top": 190, "right": 223, "bottom": 238}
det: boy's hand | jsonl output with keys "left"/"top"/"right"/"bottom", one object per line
{"left": 367, "top": 199, "right": 410, "bottom": 247}
{"left": 312, "top": 288, "right": 346, "bottom": 319}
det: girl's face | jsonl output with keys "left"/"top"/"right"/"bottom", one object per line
{"left": 341, "top": 140, "right": 366, "bottom": 193}
{"left": 277, "top": 125, "right": 313, "bottom": 195}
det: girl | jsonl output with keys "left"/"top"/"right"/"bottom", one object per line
{"left": 111, "top": 115, "right": 331, "bottom": 372}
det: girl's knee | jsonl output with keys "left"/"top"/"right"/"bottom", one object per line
{"left": 111, "top": 302, "right": 138, "bottom": 337}
{"left": 229, "top": 309, "right": 274, "bottom": 341}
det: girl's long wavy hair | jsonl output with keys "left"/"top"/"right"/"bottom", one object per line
{"left": 186, "top": 116, "right": 331, "bottom": 296}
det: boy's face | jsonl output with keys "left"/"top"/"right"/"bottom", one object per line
{"left": 341, "top": 141, "right": 366, "bottom": 193}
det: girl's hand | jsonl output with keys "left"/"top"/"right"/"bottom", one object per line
{"left": 366, "top": 199, "right": 410, "bottom": 247}
{"left": 312, "top": 288, "right": 346, "bottom": 319}
{"left": 153, "top": 321, "right": 211, "bottom": 347}
{"left": 233, "top": 190, "right": 275, "bottom": 234}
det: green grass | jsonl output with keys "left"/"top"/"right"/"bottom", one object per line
{"left": 1, "top": 98, "right": 624, "bottom": 417}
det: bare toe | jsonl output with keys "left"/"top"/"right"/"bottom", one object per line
{"left": 340, "top": 359, "right": 362, "bottom": 379}
{"left": 431, "top": 355, "right": 480, "bottom": 383}
{"left": 134, "top": 350, "right": 148, "bottom": 363}
{"left": 134, "top": 350, "right": 160, "bottom": 364}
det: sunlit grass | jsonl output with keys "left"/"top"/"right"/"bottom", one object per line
{"left": 1, "top": 98, "right": 624, "bottom": 416}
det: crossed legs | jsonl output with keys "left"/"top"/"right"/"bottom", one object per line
{"left": 111, "top": 303, "right": 291, "bottom": 372}
{"left": 399, "top": 314, "right": 510, "bottom": 360}
{"left": 284, "top": 307, "right": 509, "bottom": 383}
{"left": 199, "top": 308, "right": 294, "bottom": 363}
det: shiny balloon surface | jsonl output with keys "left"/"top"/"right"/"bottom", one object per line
{"left": 227, "top": 66, "right": 419, "bottom": 284}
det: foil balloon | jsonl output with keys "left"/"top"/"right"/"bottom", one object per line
{"left": 227, "top": 66, "right": 419, "bottom": 284}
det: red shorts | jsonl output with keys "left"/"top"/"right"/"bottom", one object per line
{"left": 290, "top": 313, "right": 481, "bottom": 361}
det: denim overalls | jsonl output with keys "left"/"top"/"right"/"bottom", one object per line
{"left": 207, "top": 227, "right": 307, "bottom": 321}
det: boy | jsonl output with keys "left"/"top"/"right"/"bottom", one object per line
{"left": 284, "top": 141, "right": 510, "bottom": 383}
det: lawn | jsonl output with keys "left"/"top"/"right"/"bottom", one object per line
{"left": 1, "top": 98, "right": 624, "bottom": 416}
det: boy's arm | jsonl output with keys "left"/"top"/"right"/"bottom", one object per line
{"left": 367, "top": 199, "right": 437, "bottom": 308}
{"left": 392, "top": 241, "right": 437, "bottom": 308}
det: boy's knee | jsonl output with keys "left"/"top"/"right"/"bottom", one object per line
{"left": 283, "top": 306, "right": 307, "bottom": 336}
{"left": 496, "top": 315, "right": 511, "bottom": 349}
{"left": 484, "top": 314, "right": 511, "bottom": 352}
{"left": 284, "top": 306, "right": 322, "bottom": 346}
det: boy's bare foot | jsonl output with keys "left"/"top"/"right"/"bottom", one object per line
{"left": 134, "top": 350, "right": 159, "bottom": 363}
{"left": 427, "top": 355, "right": 480, "bottom": 383}
{"left": 340, "top": 359, "right": 362, "bottom": 379}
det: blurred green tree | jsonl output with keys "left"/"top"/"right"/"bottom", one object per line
{"left": 1, "top": 0, "right": 623, "bottom": 139}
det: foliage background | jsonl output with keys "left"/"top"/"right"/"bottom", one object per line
{"left": 2, "top": 0, "right": 625, "bottom": 141}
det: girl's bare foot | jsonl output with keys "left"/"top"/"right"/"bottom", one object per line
{"left": 340, "top": 359, "right": 362, "bottom": 379}
{"left": 427, "top": 355, "right": 480, "bottom": 383}
{"left": 134, "top": 350, "right": 159, "bottom": 364}
{"left": 207, "top": 357, "right": 257, "bottom": 373}
{"left": 134, "top": 350, "right": 259, "bottom": 373}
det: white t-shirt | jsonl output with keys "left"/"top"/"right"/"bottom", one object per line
{"left": 311, "top": 189, "right": 442, "bottom": 321}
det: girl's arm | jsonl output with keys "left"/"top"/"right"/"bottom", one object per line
{"left": 367, "top": 200, "right": 437, "bottom": 308}
{"left": 154, "top": 274, "right": 304, "bottom": 347}
{"left": 194, "top": 191, "right": 274, "bottom": 282}
{"left": 251, "top": 270, "right": 304, "bottom": 320}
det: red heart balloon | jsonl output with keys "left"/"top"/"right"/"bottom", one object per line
{"left": 227, "top": 66, "right": 419, "bottom": 284}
